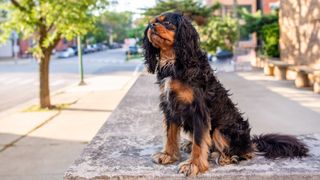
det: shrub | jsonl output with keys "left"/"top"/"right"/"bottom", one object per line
{"left": 262, "top": 23, "right": 280, "bottom": 58}
{"left": 199, "top": 17, "right": 238, "bottom": 54}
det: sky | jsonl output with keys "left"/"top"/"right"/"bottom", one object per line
{"left": 109, "top": 0, "right": 156, "bottom": 19}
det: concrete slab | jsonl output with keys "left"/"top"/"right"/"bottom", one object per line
{"left": 18, "top": 111, "right": 109, "bottom": 144}
{"left": 0, "top": 134, "right": 21, "bottom": 147}
{"left": 64, "top": 74, "right": 320, "bottom": 179}
{"left": 218, "top": 71, "right": 320, "bottom": 135}
{"left": 237, "top": 71, "right": 320, "bottom": 113}
{"left": 51, "top": 91, "right": 86, "bottom": 105}
{"left": 64, "top": 76, "right": 134, "bottom": 93}
{"left": 0, "top": 136, "right": 85, "bottom": 180}
{"left": 0, "top": 73, "right": 140, "bottom": 180}
{"left": 0, "top": 111, "right": 58, "bottom": 145}
{"left": 71, "top": 91, "right": 127, "bottom": 111}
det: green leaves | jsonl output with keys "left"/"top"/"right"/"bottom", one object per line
{"left": 144, "top": 0, "right": 220, "bottom": 26}
{"left": 98, "top": 11, "right": 132, "bottom": 43}
{"left": 239, "top": 9, "right": 279, "bottom": 57}
{"left": 239, "top": 9, "right": 278, "bottom": 34}
{"left": 262, "top": 23, "right": 280, "bottom": 58}
{"left": 199, "top": 17, "right": 238, "bottom": 54}
{"left": 0, "top": 0, "right": 108, "bottom": 57}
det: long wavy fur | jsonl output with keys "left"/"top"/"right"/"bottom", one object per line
{"left": 252, "top": 134, "right": 308, "bottom": 159}
{"left": 143, "top": 27, "right": 160, "bottom": 74}
{"left": 143, "top": 12, "right": 308, "bottom": 163}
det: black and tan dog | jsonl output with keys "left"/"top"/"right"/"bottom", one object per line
{"left": 143, "top": 12, "right": 308, "bottom": 176}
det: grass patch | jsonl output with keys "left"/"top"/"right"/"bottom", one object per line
{"left": 23, "top": 103, "right": 72, "bottom": 112}
{"left": 126, "top": 53, "right": 143, "bottom": 61}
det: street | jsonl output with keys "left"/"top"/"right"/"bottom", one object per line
{"left": 0, "top": 48, "right": 143, "bottom": 112}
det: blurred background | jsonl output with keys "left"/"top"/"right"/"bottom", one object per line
{"left": 0, "top": 0, "right": 319, "bottom": 179}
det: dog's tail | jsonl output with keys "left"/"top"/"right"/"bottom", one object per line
{"left": 252, "top": 134, "right": 308, "bottom": 159}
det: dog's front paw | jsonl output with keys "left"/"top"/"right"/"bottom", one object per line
{"left": 178, "top": 161, "right": 200, "bottom": 176}
{"left": 152, "top": 152, "right": 178, "bottom": 165}
{"left": 217, "top": 155, "right": 239, "bottom": 166}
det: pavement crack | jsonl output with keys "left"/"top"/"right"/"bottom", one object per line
{"left": 0, "top": 111, "right": 62, "bottom": 153}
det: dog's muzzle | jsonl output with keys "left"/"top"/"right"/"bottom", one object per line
{"left": 149, "top": 24, "right": 157, "bottom": 32}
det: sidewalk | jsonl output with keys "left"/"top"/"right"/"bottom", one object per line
{"left": 0, "top": 73, "right": 140, "bottom": 180}
{"left": 0, "top": 57, "right": 31, "bottom": 64}
{"left": 218, "top": 70, "right": 320, "bottom": 134}
{"left": 1, "top": 64, "right": 320, "bottom": 179}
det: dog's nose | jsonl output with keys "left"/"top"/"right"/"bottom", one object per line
{"left": 149, "top": 23, "right": 155, "bottom": 30}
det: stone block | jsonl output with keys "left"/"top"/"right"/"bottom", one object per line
{"left": 264, "top": 64, "right": 274, "bottom": 76}
{"left": 295, "top": 70, "right": 310, "bottom": 88}
{"left": 65, "top": 75, "right": 320, "bottom": 179}
{"left": 274, "top": 66, "right": 287, "bottom": 80}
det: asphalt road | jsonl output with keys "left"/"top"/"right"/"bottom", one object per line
{"left": 0, "top": 48, "right": 144, "bottom": 112}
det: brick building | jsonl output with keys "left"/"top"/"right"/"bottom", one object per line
{"left": 261, "top": 0, "right": 280, "bottom": 14}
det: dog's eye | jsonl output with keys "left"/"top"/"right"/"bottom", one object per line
{"left": 163, "top": 21, "right": 171, "bottom": 25}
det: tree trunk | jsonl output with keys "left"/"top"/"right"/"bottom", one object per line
{"left": 39, "top": 51, "right": 51, "bottom": 109}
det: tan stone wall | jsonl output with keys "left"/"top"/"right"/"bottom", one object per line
{"left": 280, "top": 0, "right": 320, "bottom": 68}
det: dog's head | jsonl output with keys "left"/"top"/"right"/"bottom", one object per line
{"left": 143, "top": 12, "right": 201, "bottom": 74}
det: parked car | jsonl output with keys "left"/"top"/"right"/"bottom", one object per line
{"left": 216, "top": 50, "right": 233, "bottom": 61}
{"left": 83, "top": 44, "right": 95, "bottom": 54}
{"left": 109, "top": 43, "right": 122, "bottom": 49}
{"left": 125, "top": 46, "right": 138, "bottom": 55}
{"left": 70, "top": 46, "right": 79, "bottom": 55}
{"left": 58, "top": 48, "right": 75, "bottom": 58}
{"left": 101, "top": 44, "right": 108, "bottom": 50}
{"left": 92, "top": 44, "right": 99, "bottom": 52}
{"left": 96, "top": 43, "right": 107, "bottom": 51}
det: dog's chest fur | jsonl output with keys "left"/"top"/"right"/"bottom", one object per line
{"left": 159, "top": 77, "right": 172, "bottom": 102}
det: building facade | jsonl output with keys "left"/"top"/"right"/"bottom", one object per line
{"left": 262, "top": 0, "right": 280, "bottom": 14}
{"left": 279, "top": 0, "right": 320, "bottom": 67}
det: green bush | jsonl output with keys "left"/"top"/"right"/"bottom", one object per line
{"left": 199, "top": 17, "right": 238, "bottom": 54}
{"left": 239, "top": 9, "right": 280, "bottom": 58}
{"left": 262, "top": 23, "right": 280, "bottom": 58}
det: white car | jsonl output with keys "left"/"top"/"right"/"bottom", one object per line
{"left": 58, "top": 48, "right": 75, "bottom": 58}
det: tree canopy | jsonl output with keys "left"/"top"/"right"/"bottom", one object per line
{"left": 98, "top": 10, "right": 132, "bottom": 43}
{"left": 200, "top": 17, "right": 238, "bottom": 54}
{"left": 127, "top": 18, "right": 147, "bottom": 45}
{"left": 0, "top": 0, "right": 108, "bottom": 108}
{"left": 0, "top": 0, "right": 107, "bottom": 57}
{"left": 240, "top": 9, "right": 278, "bottom": 35}
{"left": 240, "top": 9, "right": 279, "bottom": 57}
{"left": 144, "top": 0, "right": 220, "bottom": 25}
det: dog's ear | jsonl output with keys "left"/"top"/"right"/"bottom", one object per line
{"left": 142, "top": 26, "right": 160, "bottom": 74}
{"left": 174, "top": 15, "right": 201, "bottom": 67}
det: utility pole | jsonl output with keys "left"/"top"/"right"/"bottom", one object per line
{"left": 233, "top": 0, "right": 240, "bottom": 60}
{"left": 77, "top": 36, "right": 85, "bottom": 86}
{"left": 233, "top": 0, "right": 239, "bottom": 44}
